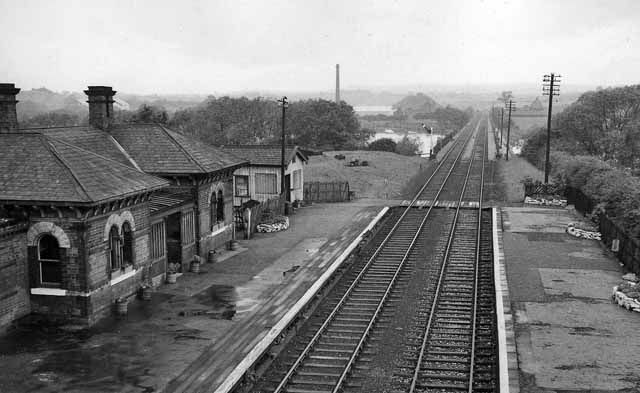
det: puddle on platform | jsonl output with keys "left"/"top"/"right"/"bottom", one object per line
{"left": 193, "top": 285, "right": 237, "bottom": 320}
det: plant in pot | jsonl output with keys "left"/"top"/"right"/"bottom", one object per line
{"left": 166, "top": 263, "right": 179, "bottom": 284}
{"left": 115, "top": 296, "right": 128, "bottom": 316}
{"left": 190, "top": 255, "right": 202, "bottom": 273}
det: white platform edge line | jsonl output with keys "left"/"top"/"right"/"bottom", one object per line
{"left": 214, "top": 206, "right": 390, "bottom": 393}
{"left": 493, "top": 207, "right": 509, "bottom": 393}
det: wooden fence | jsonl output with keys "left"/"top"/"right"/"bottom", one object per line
{"left": 234, "top": 195, "right": 285, "bottom": 238}
{"left": 565, "top": 186, "right": 640, "bottom": 275}
{"left": 524, "top": 182, "right": 564, "bottom": 197}
{"left": 304, "top": 181, "right": 350, "bottom": 202}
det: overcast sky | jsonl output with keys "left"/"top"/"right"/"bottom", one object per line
{"left": 1, "top": 0, "right": 639, "bottom": 94}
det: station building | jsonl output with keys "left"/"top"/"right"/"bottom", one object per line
{"left": 0, "top": 83, "right": 247, "bottom": 329}
{"left": 223, "top": 145, "right": 307, "bottom": 207}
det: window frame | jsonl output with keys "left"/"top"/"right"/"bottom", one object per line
{"left": 38, "top": 234, "right": 62, "bottom": 287}
{"left": 210, "top": 189, "right": 225, "bottom": 231}
{"left": 235, "top": 175, "right": 249, "bottom": 197}
{"left": 109, "top": 225, "right": 123, "bottom": 272}
{"left": 255, "top": 173, "right": 278, "bottom": 194}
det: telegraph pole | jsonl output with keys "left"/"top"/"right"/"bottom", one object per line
{"left": 542, "top": 73, "right": 561, "bottom": 183}
{"left": 505, "top": 100, "right": 516, "bottom": 161}
{"left": 499, "top": 107, "right": 504, "bottom": 153}
{"left": 278, "top": 96, "right": 289, "bottom": 197}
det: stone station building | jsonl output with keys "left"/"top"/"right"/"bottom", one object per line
{"left": 0, "top": 83, "right": 247, "bottom": 329}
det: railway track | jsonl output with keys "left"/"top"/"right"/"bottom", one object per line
{"left": 251, "top": 115, "right": 497, "bottom": 393}
{"left": 398, "top": 121, "right": 497, "bottom": 392}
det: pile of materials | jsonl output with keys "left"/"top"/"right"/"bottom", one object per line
{"left": 524, "top": 195, "right": 567, "bottom": 207}
{"left": 566, "top": 222, "right": 601, "bottom": 240}
{"left": 257, "top": 216, "right": 289, "bottom": 233}
{"left": 612, "top": 273, "right": 640, "bottom": 312}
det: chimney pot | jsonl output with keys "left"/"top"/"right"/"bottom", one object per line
{"left": 85, "top": 85, "right": 116, "bottom": 130}
{"left": 0, "top": 83, "right": 20, "bottom": 133}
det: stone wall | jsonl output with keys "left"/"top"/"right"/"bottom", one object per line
{"left": 0, "top": 228, "right": 29, "bottom": 331}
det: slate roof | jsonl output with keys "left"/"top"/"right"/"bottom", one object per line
{"left": 108, "top": 124, "right": 247, "bottom": 174}
{"left": 36, "top": 126, "right": 135, "bottom": 167}
{"left": 0, "top": 133, "right": 169, "bottom": 205}
{"left": 222, "top": 145, "right": 307, "bottom": 167}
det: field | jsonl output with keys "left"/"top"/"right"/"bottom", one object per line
{"left": 305, "top": 151, "right": 429, "bottom": 199}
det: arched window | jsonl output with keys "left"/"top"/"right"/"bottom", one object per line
{"left": 210, "top": 195, "right": 217, "bottom": 231}
{"left": 217, "top": 190, "right": 225, "bottom": 222}
{"left": 210, "top": 189, "right": 225, "bottom": 230}
{"left": 109, "top": 225, "right": 122, "bottom": 271}
{"left": 39, "top": 234, "right": 62, "bottom": 285}
{"left": 122, "top": 222, "right": 133, "bottom": 266}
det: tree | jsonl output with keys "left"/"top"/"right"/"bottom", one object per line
{"left": 368, "top": 138, "right": 397, "bottom": 152}
{"left": 21, "top": 111, "right": 83, "bottom": 128}
{"left": 116, "top": 104, "right": 169, "bottom": 124}
{"left": 286, "top": 99, "right": 366, "bottom": 149}
{"left": 169, "top": 96, "right": 278, "bottom": 145}
{"left": 395, "top": 136, "right": 421, "bottom": 156}
{"left": 523, "top": 84, "right": 640, "bottom": 171}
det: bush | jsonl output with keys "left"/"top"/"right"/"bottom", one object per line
{"left": 550, "top": 152, "right": 640, "bottom": 237}
{"left": 395, "top": 136, "right": 421, "bottom": 156}
{"left": 368, "top": 138, "right": 397, "bottom": 152}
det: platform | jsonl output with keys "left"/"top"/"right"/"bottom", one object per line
{"left": 501, "top": 206, "right": 640, "bottom": 392}
{"left": 0, "top": 202, "right": 388, "bottom": 393}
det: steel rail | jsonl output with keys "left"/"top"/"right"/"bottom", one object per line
{"left": 408, "top": 118, "right": 486, "bottom": 393}
{"left": 467, "top": 115, "right": 488, "bottom": 393}
{"left": 330, "top": 118, "right": 483, "bottom": 393}
{"left": 272, "top": 117, "right": 481, "bottom": 393}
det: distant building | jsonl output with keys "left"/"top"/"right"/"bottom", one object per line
{"left": 0, "top": 83, "right": 247, "bottom": 329}
{"left": 222, "top": 145, "right": 308, "bottom": 207}
{"left": 529, "top": 97, "right": 544, "bottom": 111}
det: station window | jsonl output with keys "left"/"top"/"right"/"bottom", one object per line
{"left": 235, "top": 175, "right": 249, "bottom": 197}
{"left": 38, "top": 234, "right": 62, "bottom": 285}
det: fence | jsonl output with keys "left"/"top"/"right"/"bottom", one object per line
{"left": 234, "top": 195, "right": 285, "bottom": 238}
{"left": 524, "top": 182, "right": 564, "bottom": 197}
{"left": 304, "top": 181, "right": 350, "bottom": 202}
{"left": 565, "top": 186, "right": 640, "bottom": 275}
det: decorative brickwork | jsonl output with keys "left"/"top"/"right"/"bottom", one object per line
{"left": 26, "top": 221, "right": 71, "bottom": 248}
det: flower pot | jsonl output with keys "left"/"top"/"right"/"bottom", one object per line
{"left": 141, "top": 287, "right": 152, "bottom": 301}
{"left": 166, "top": 272, "right": 178, "bottom": 284}
{"left": 190, "top": 261, "right": 201, "bottom": 274}
{"left": 116, "top": 298, "right": 128, "bottom": 316}
{"left": 229, "top": 240, "right": 239, "bottom": 251}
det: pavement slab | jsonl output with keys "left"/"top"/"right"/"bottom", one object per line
{"left": 502, "top": 206, "right": 640, "bottom": 392}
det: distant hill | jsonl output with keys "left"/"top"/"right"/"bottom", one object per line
{"left": 393, "top": 93, "right": 440, "bottom": 115}
{"left": 17, "top": 88, "right": 86, "bottom": 120}
{"left": 15, "top": 87, "right": 206, "bottom": 121}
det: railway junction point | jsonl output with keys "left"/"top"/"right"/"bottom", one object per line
{"left": 1, "top": 122, "right": 639, "bottom": 393}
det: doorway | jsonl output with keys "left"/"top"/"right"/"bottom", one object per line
{"left": 284, "top": 174, "right": 291, "bottom": 202}
{"left": 166, "top": 212, "right": 182, "bottom": 270}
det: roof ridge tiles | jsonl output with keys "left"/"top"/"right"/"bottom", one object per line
{"left": 45, "top": 134, "right": 166, "bottom": 178}
{"left": 158, "top": 124, "right": 208, "bottom": 173}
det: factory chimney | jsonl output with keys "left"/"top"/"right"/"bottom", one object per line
{"left": 335, "top": 64, "right": 340, "bottom": 104}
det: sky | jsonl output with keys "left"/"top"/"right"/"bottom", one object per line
{"left": 1, "top": 0, "right": 639, "bottom": 94}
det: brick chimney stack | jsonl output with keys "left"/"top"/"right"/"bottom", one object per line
{"left": 0, "top": 83, "right": 20, "bottom": 133}
{"left": 85, "top": 86, "right": 116, "bottom": 130}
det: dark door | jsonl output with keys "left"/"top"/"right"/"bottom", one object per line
{"left": 284, "top": 174, "right": 291, "bottom": 202}
{"left": 166, "top": 212, "right": 182, "bottom": 270}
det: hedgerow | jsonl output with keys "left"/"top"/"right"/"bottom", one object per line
{"left": 549, "top": 152, "right": 640, "bottom": 238}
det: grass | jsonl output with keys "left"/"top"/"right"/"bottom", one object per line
{"left": 305, "top": 151, "right": 429, "bottom": 199}
{"left": 497, "top": 156, "right": 544, "bottom": 203}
